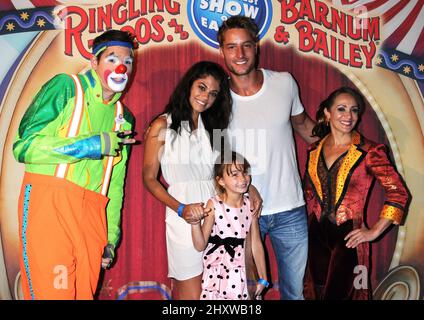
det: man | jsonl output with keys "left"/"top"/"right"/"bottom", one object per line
{"left": 218, "top": 16, "right": 316, "bottom": 300}
{"left": 13, "top": 30, "right": 138, "bottom": 299}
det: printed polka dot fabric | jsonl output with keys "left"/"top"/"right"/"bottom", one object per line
{"left": 200, "top": 194, "right": 252, "bottom": 300}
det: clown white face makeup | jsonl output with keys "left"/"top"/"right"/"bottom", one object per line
{"left": 91, "top": 45, "right": 134, "bottom": 101}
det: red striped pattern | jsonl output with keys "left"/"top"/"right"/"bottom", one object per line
{"left": 337, "top": 0, "right": 423, "bottom": 56}
{"left": 384, "top": 1, "right": 424, "bottom": 50}
{"left": 30, "top": 0, "right": 61, "bottom": 7}
{"left": 364, "top": 0, "right": 390, "bottom": 12}
{"left": 382, "top": 0, "right": 410, "bottom": 23}
{"left": 0, "top": 0, "right": 14, "bottom": 11}
{"left": 1, "top": 0, "right": 422, "bottom": 57}
{"left": 0, "top": 0, "right": 61, "bottom": 11}
{"left": 412, "top": 23, "right": 424, "bottom": 56}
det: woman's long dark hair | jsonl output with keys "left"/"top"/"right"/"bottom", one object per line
{"left": 312, "top": 87, "right": 366, "bottom": 139}
{"left": 163, "top": 61, "right": 232, "bottom": 148}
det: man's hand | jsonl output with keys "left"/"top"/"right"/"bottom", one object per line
{"left": 101, "top": 130, "right": 138, "bottom": 156}
{"left": 254, "top": 282, "right": 266, "bottom": 300}
{"left": 248, "top": 185, "right": 263, "bottom": 218}
{"left": 101, "top": 243, "right": 115, "bottom": 269}
{"left": 182, "top": 203, "right": 211, "bottom": 225}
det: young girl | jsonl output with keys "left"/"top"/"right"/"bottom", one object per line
{"left": 191, "top": 151, "right": 268, "bottom": 300}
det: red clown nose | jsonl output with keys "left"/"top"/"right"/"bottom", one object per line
{"left": 115, "top": 64, "right": 127, "bottom": 74}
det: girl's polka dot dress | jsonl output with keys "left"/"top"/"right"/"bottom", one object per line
{"left": 200, "top": 194, "right": 252, "bottom": 300}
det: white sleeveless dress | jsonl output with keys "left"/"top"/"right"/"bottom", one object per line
{"left": 160, "top": 114, "right": 218, "bottom": 280}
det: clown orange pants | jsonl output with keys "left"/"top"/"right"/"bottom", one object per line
{"left": 18, "top": 172, "right": 109, "bottom": 300}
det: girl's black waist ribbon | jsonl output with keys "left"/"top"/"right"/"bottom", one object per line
{"left": 205, "top": 235, "right": 244, "bottom": 258}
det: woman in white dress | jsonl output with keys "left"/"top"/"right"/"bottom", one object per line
{"left": 143, "top": 61, "right": 261, "bottom": 299}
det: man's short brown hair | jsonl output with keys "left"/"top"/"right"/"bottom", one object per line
{"left": 217, "top": 15, "right": 259, "bottom": 47}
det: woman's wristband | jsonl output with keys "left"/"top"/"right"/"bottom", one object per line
{"left": 177, "top": 203, "right": 186, "bottom": 217}
{"left": 258, "top": 278, "right": 269, "bottom": 287}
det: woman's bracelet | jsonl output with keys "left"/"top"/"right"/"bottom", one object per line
{"left": 177, "top": 203, "right": 186, "bottom": 217}
{"left": 258, "top": 278, "right": 269, "bottom": 288}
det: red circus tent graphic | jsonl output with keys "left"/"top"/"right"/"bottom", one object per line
{"left": 0, "top": 0, "right": 61, "bottom": 11}
{"left": 339, "top": 0, "right": 423, "bottom": 57}
{"left": 1, "top": 0, "right": 423, "bottom": 58}
{"left": 331, "top": 0, "right": 424, "bottom": 81}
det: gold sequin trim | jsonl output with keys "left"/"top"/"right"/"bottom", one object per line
{"left": 308, "top": 138, "right": 326, "bottom": 201}
{"left": 308, "top": 152, "right": 322, "bottom": 201}
{"left": 335, "top": 146, "right": 362, "bottom": 206}
{"left": 309, "top": 132, "right": 361, "bottom": 206}
{"left": 381, "top": 204, "right": 403, "bottom": 225}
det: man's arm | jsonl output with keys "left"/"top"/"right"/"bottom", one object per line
{"left": 13, "top": 74, "right": 121, "bottom": 164}
{"left": 105, "top": 111, "right": 135, "bottom": 248}
{"left": 291, "top": 111, "right": 318, "bottom": 145}
{"left": 101, "top": 111, "right": 135, "bottom": 269}
{"left": 13, "top": 74, "right": 80, "bottom": 164}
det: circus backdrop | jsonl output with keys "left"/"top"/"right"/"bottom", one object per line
{"left": 0, "top": 0, "right": 423, "bottom": 300}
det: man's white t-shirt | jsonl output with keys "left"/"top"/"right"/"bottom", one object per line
{"left": 228, "top": 69, "right": 305, "bottom": 215}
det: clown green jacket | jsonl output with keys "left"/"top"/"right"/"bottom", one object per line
{"left": 13, "top": 69, "right": 134, "bottom": 247}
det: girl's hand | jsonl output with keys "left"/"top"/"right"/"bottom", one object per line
{"left": 182, "top": 203, "right": 211, "bottom": 224}
{"left": 344, "top": 223, "right": 379, "bottom": 248}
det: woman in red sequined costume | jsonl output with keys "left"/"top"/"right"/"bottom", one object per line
{"left": 303, "top": 87, "right": 410, "bottom": 300}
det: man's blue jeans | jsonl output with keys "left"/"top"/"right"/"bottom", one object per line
{"left": 259, "top": 205, "right": 308, "bottom": 300}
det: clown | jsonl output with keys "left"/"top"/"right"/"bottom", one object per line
{"left": 13, "top": 30, "right": 138, "bottom": 300}
{"left": 91, "top": 39, "right": 134, "bottom": 95}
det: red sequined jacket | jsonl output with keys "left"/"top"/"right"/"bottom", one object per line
{"left": 303, "top": 131, "right": 410, "bottom": 299}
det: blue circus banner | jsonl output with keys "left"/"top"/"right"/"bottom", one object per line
{"left": 187, "top": 0, "right": 273, "bottom": 48}
{"left": 0, "top": 6, "right": 57, "bottom": 35}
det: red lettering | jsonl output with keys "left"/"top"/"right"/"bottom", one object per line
{"left": 362, "top": 41, "right": 376, "bottom": 68}
{"left": 338, "top": 38, "right": 349, "bottom": 66}
{"left": 314, "top": 0, "right": 331, "bottom": 29}
{"left": 58, "top": 6, "right": 90, "bottom": 58}
{"left": 113, "top": 0, "right": 128, "bottom": 25}
{"left": 295, "top": 21, "right": 314, "bottom": 52}
{"left": 280, "top": 0, "right": 298, "bottom": 24}
{"left": 97, "top": 4, "right": 112, "bottom": 32}
{"left": 128, "top": 0, "right": 140, "bottom": 21}
{"left": 140, "top": 0, "right": 147, "bottom": 15}
{"left": 151, "top": 15, "right": 165, "bottom": 42}
{"left": 152, "top": 0, "right": 165, "bottom": 13}
{"left": 349, "top": 43, "right": 362, "bottom": 67}
{"left": 364, "top": 17, "right": 380, "bottom": 41}
{"left": 330, "top": 35, "right": 337, "bottom": 61}
{"left": 314, "top": 29, "right": 329, "bottom": 58}
{"left": 135, "top": 18, "right": 152, "bottom": 44}
{"left": 88, "top": 8, "right": 96, "bottom": 33}
{"left": 331, "top": 7, "right": 346, "bottom": 37}
{"left": 347, "top": 15, "right": 361, "bottom": 40}
{"left": 59, "top": 1, "right": 193, "bottom": 58}
{"left": 298, "top": 0, "right": 313, "bottom": 21}
{"left": 166, "top": 0, "right": 181, "bottom": 15}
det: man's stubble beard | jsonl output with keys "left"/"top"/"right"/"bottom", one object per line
{"left": 227, "top": 61, "right": 256, "bottom": 77}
